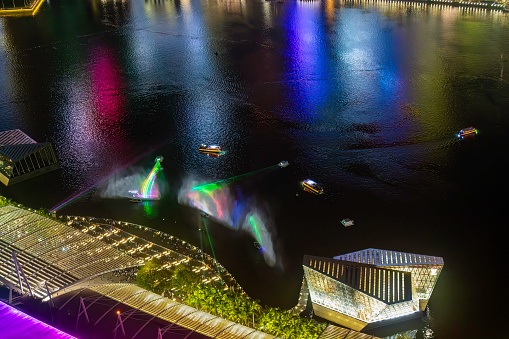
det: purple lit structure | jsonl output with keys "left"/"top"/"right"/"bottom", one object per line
{"left": 0, "top": 301, "right": 77, "bottom": 339}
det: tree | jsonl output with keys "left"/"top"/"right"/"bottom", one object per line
{"left": 172, "top": 265, "right": 201, "bottom": 295}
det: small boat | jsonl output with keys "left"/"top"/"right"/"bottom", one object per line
{"left": 302, "top": 179, "right": 323, "bottom": 194}
{"left": 341, "top": 218, "right": 354, "bottom": 227}
{"left": 199, "top": 144, "right": 223, "bottom": 154}
{"left": 457, "top": 127, "right": 477, "bottom": 138}
{"left": 278, "top": 160, "right": 289, "bottom": 168}
{"left": 206, "top": 152, "right": 224, "bottom": 158}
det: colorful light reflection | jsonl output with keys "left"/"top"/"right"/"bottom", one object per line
{"left": 141, "top": 157, "right": 163, "bottom": 198}
{"left": 180, "top": 177, "right": 277, "bottom": 266}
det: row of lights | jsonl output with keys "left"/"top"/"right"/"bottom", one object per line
{"left": 68, "top": 215, "right": 244, "bottom": 292}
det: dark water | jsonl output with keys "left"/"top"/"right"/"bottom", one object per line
{"left": 2, "top": 0, "right": 509, "bottom": 337}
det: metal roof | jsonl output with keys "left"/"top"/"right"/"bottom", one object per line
{"left": 303, "top": 255, "right": 412, "bottom": 304}
{"left": 334, "top": 248, "right": 444, "bottom": 266}
{"left": 0, "top": 129, "right": 36, "bottom": 146}
{"left": 0, "top": 206, "right": 139, "bottom": 298}
{"left": 0, "top": 143, "right": 49, "bottom": 162}
{"left": 90, "top": 283, "right": 277, "bottom": 339}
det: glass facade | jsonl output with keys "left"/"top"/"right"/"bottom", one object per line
{"left": 383, "top": 265, "right": 443, "bottom": 301}
{"left": 304, "top": 267, "right": 387, "bottom": 323}
{"left": 302, "top": 249, "right": 444, "bottom": 329}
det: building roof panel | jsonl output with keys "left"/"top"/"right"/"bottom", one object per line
{"left": 0, "top": 143, "right": 49, "bottom": 162}
{"left": 303, "top": 255, "right": 412, "bottom": 305}
{"left": 334, "top": 248, "right": 444, "bottom": 266}
{"left": 0, "top": 129, "right": 36, "bottom": 146}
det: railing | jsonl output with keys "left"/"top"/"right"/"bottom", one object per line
{"left": 0, "top": 0, "right": 45, "bottom": 16}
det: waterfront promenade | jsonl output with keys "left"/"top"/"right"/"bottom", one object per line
{"left": 0, "top": 202, "right": 383, "bottom": 338}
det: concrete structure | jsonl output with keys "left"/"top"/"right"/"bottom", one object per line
{"left": 0, "top": 129, "right": 59, "bottom": 186}
{"left": 299, "top": 249, "right": 443, "bottom": 331}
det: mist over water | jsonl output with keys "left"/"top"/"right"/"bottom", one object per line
{"left": 100, "top": 166, "right": 167, "bottom": 200}
{"left": 179, "top": 176, "right": 279, "bottom": 267}
{"left": 100, "top": 170, "right": 146, "bottom": 199}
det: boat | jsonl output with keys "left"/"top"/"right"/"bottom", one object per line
{"left": 457, "top": 127, "right": 477, "bottom": 138}
{"left": 341, "top": 218, "right": 354, "bottom": 227}
{"left": 302, "top": 179, "right": 323, "bottom": 194}
{"left": 278, "top": 160, "right": 289, "bottom": 168}
{"left": 199, "top": 144, "right": 224, "bottom": 154}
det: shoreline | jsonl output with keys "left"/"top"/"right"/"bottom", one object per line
{"left": 336, "top": 0, "right": 509, "bottom": 12}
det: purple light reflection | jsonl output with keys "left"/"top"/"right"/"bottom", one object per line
{"left": 0, "top": 301, "right": 78, "bottom": 339}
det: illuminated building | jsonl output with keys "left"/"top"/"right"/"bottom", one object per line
{"left": 300, "top": 249, "right": 443, "bottom": 331}
{"left": 0, "top": 129, "right": 59, "bottom": 186}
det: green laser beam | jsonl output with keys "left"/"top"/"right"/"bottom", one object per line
{"left": 202, "top": 217, "right": 223, "bottom": 284}
{"left": 248, "top": 216, "right": 263, "bottom": 245}
{"left": 191, "top": 164, "right": 278, "bottom": 192}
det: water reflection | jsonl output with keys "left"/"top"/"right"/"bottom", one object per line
{"left": 56, "top": 39, "right": 129, "bottom": 190}
{"left": 281, "top": 1, "right": 329, "bottom": 123}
